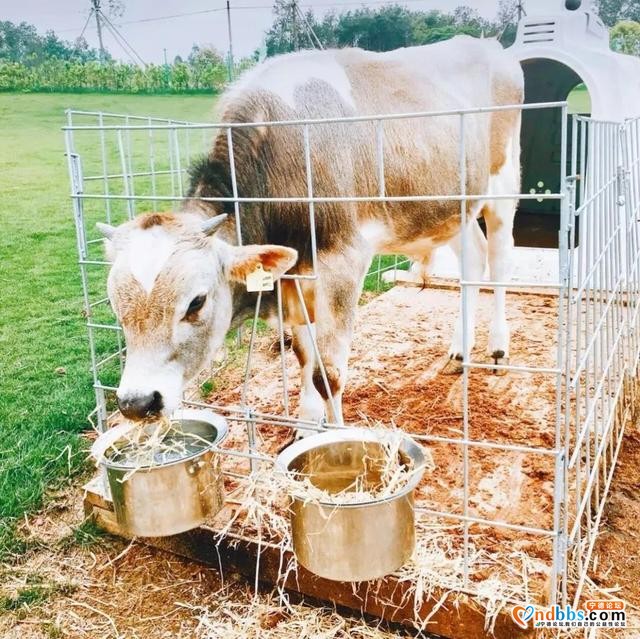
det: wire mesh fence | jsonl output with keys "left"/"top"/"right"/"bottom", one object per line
{"left": 64, "top": 103, "right": 640, "bottom": 610}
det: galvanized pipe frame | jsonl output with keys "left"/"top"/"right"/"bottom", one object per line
{"left": 65, "top": 104, "right": 640, "bottom": 609}
{"left": 624, "top": 117, "right": 640, "bottom": 374}
{"left": 64, "top": 100, "right": 567, "bottom": 132}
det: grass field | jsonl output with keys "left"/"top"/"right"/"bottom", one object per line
{"left": 568, "top": 84, "right": 591, "bottom": 114}
{"left": 0, "top": 93, "right": 217, "bottom": 558}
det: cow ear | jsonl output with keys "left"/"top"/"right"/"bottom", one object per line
{"left": 227, "top": 245, "right": 298, "bottom": 283}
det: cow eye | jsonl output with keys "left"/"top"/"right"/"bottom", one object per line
{"left": 184, "top": 294, "right": 206, "bottom": 320}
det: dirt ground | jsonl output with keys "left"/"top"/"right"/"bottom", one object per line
{"left": 2, "top": 283, "right": 640, "bottom": 637}
{"left": 591, "top": 425, "right": 640, "bottom": 629}
{"left": 197, "top": 283, "right": 640, "bottom": 627}
{"left": 201, "top": 286, "right": 562, "bottom": 602}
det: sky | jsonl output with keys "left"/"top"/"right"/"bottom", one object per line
{"left": 3, "top": 0, "right": 506, "bottom": 64}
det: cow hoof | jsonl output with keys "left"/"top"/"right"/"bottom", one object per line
{"left": 442, "top": 354, "right": 464, "bottom": 375}
{"left": 490, "top": 350, "right": 509, "bottom": 375}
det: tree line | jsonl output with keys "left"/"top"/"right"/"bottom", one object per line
{"left": 265, "top": 0, "right": 640, "bottom": 57}
{"left": 264, "top": 1, "right": 520, "bottom": 55}
{"left": 0, "top": 4, "right": 519, "bottom": 93}
{"left": 1, "top": 1, "right": 639, "bottom": 94}
{"left": 0, "top": 21, "right": 242, "bottom": 93}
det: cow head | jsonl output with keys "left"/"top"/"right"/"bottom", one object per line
{"left": 98, "top": 212, "right": 297, "bottom": 420}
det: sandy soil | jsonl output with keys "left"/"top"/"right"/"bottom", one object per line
{"left": 591, "top": 426, "right": 640, "bottom": 634}
{"left": 200, "top": 286, "right": 561, "bottom": 601}
{"left": 196, "top": 283, "right": 640, "bottom": 623}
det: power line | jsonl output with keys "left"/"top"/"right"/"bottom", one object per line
{"left": 99, "top": 17, "right": 138, "bottom": 64}
{"left": 118, "top": 7, "right": 228, "bottom": 25}
{"left": 77, "top": 9, "right": 95, "bottom": 41}
{"left": 296, "top": 4, "right": 324, "bottom": 49}
{"left": 60, "top": 0, "right": 446, "bottom": 33}
{"left": 291, "top": 1, "right": 299, "bottom": 51}
{"left": 100, "top": 10, "right": 147, "bottom": 66}
{"left": 56, "top": 6, "right": 253, "bottom": 33}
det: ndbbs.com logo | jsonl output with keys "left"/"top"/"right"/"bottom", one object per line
{"left": 511, "top": 601, "right": 626, "bottom": 629}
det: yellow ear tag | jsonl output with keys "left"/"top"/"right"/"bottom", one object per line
{"left": 245, "top": 263, "right": 274, "bottom": 292}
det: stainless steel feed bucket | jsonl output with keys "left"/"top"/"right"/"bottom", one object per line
{"left": 103, "top": 409, "right": 227, "bottom": 537}
{"left": 275, "top": 428, "right": 425, "bottom": 582}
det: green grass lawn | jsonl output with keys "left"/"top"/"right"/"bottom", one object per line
{"left": 568, "top": 84, "right": 591, "bottom": 115}
{"left": 0, "top": 93, "right": 217, "bottom": 559}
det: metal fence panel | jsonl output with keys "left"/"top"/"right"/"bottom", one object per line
{"left": 64, "top": 104, "right": 640, "bottom": 607}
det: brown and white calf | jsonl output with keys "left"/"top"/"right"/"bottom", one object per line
{"left": 98, "top": 36, "right": 523, "bottom": 425}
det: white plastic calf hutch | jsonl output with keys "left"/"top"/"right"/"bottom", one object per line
{"left": 513, "top": 0, "right": 640, "bottom": 248}
{"left": 68, "top": 3, "right": 640, "bottom": 637}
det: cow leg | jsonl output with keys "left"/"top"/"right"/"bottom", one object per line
{"left": 409, "top": 252, "right": 434, "bottom": 287}
{"left": 311, "top": 249, "right": 370, "bottom": 424}
{"left": 291, "top": 323, "right": 325, "bottom": 434}
{"left": 483, "top": 200, "right": 516, "bottom": 370}
{"left": 484, "top": 134, "right": 519, "bottom": 371}
{"left": 446, "top": 219, "right": 487, "bottom": 373}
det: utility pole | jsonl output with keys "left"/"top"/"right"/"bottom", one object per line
{"left": 226, "top": 1, "right": 234, "bottom": 82}
{"left": 91, "top": 0, "right": 106, "bottom": 63}
{"left": 291, "top": 0, "right": 299, "bottom": 51}
{"left": 163, "top": 47, "right": 169, "bottom": 90}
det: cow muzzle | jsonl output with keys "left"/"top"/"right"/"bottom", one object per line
{"left": 117, "top": 391, "right": 164, "bottom": 420}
